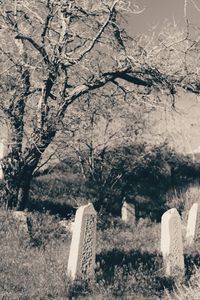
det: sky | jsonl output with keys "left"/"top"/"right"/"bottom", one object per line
{"left": 150, "top": 94, "right": 200, "bottom": 154}
{"left": 128, "top": 0, "right": 200, "bottom": 34}
{"left": 126, "top": 0, "right": 200, "bottom": 153}
{"left": 1, "top": 1, "right": 200, "bottom": 153}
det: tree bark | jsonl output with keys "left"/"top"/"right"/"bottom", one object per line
{"left": 1, "top": 125, "right": 57, "bottom": 210}
{"left": 1, "top": 158, "right": 32, "bottom": 210}
{"left": 16, "top": 175, "right": 32, "bottom": 210}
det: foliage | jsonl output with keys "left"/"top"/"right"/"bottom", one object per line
{"left": 1, "top": 195, "right": 200, "bottom": 299}
{"left": 170, "top": 269, "right": 200, "bottom": 300}
{"left": 1, "top": 0, "right": 199, "bottom": 210}
{"left": 27, "top": 141, "right": 200, "bottom": 220}
{"left": 82, "top": 142, "right": 200, "bottom": 218}
{"left": 0, "top": 0, "right": 177, "bottom": 209}
{"left": 0, "top": 208, "right": 174, "bottom": 300}
{"left": 27, "top": 211, "right": 71, "bottom": 248}
{"left": 166, "top": 185, "right": 200, "bottom": 219}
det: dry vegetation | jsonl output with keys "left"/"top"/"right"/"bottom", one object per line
{"left": 1, "top": 175, "right": 200, "bottom": 299}
{"left": 1, "top": 2, "right": 200, "bottom": 298}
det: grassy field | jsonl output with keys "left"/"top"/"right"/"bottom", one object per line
{"left": 0, "top": 209, "right": 163, "bottom": 300}
{"left": 1, "top": 169, "right": 200, "bottom": 299}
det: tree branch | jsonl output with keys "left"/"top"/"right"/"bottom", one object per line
{"left": 56, "top": 65, "right": 157, "bottom": 122}
{"left": 65, "top": 0, "right": 119, "bottom": 64}
{"left": 15, "top": 34, "right": 50, "bottom": 65}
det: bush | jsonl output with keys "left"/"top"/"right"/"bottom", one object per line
{"left": 29, "top": 142, "right": 200, "bottom": 221}
{"left": 26, "top": 211, "right": 71, "bottom": 248}
{"left": 84, "top": 143, "right": 200, "bottom": 220}
{"left": 2, "top": 207, "right": 198, "bottom": 300}
{"left": 0, "top": 208, "right": 70, "bottom": 299}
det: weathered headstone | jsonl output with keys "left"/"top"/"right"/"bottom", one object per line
{"left": 0, "top": 140, "right": 8, "bottom": 180}
{"left": 58, "top": 220, "right": 74, "bottom": 233}
{"left": 161, "top": 208, "right": 184, "bottom": 279}
{"left": 13, "top": 211, "right": 28, "bottom": 234}
{"left": 121, "top": 201, "right": 135, "bottom": 224}
{"left": 186, "top": 203, "right": 200, "bottom": 244}
{"left": 67, "top": 203, "right": 97, "bottom": 280}
{"left": 0, "top": 141, "right": 5, "bottom": 180}
{"left": 0, "top": 166, "right": 3, "bottom": 180}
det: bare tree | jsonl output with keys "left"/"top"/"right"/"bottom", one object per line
{"left": 0, "top": 0, "right": 185, "bottom": 209}
{"left": 57, "top": 89, "right": 151, "bottom": 178}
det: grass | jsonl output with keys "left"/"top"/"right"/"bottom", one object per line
{"left": 169, "top": 269, "right": 200, "bottom": 300}
{"left": 1, "top": 207, "right": 200, "bottom": 299}
{"left": 1, "top": 171, "right": 200, "bottom": 299}
{"left": 0, "top": 208, "right": 174, "bottom": 300}
{"left": 0, "top": 210, "right": 70, "bottom": 299}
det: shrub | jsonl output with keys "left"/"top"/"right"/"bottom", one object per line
{"left": 26, "top": 211, "right": 71, "bottom": 248}
{"left": 29, "top": 142, "right": 200, "bottom": 221}
{"left": 84, "top": 142, "right": 200, "bottom": 220}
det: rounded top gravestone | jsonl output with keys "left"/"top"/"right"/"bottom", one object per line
{"left": 67, "top": 203, "right": 97, "bottom": 280}
{"left": 161, "top": 208, "right": 184, "bottom": 279}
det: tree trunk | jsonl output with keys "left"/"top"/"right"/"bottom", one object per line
{"left": 1, "top": 165, "right": 33, "bottom": 210}
{"left": 1, "top": 149, "right": 40, "bottom": 210}
{"left": 1, "top": 124, "right": 57, "bottom": 210}
{"left": 16, "top": 175, "right": 32, "bottom": 210}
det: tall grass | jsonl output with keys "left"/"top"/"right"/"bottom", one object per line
{"left": 1, "top": 145, "right": 200, "bottom": 299}
{"left": 166, "top": 184, "right": 200, "bottom": 225}
{"left": 163, "top": 184, "right": 200, "bottom": 300}
{"left": 0, "top": 208, "right": 175, "bottom": 300}
{"left": 1, "top": 203, "right": 200, "bottom": 299}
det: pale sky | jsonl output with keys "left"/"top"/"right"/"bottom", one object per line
{"left": 2, "top": 1, "right": 200, "bottom": 153}
{"left": 128, "top": 0, "right": 200, "bottom": 34}
{"left": 126, "top": 1, "right": 200, "bottom": 153}
{"left": 150, "top": 92, "right": 200, "bottom": 154}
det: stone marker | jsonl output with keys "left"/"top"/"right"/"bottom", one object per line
{"left": 0, "top": 140, "right": 6, "bottom": 160}
{"left": 0, "top": 140, "right": 7, "bottom": 180}
{"left": 0, "top": 166, "right": 3, "bottom": 180}
{"left": 13, "top": 211, "right": 28, "bottom": 234}
{"left": 0, "top": 141, "right": 4, "bottom": 180}
{"left": 161, "top": 208, "right": 184, "bottom": 279}
{"left": 67, "top": 203, "right": 97, "bottom": 280}
{"left": 58, "top": 220, "right": 74, "bottom": 233}
{"left": 121, "top": 201, "right": 135, "bottom": 224}
{"left": 186, "top": 203, "right": 200, "bottom": 244}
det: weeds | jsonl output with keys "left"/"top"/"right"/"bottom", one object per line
{"left": 0, "top": 208, "right": 175, "bottom": 299}
{"left": 1, "top": 156, "right": 200, "bottom": 299}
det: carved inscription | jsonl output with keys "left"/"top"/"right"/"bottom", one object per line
{"left": 81, "top": 215, "right": 96, "bottom": 276}
{"left": 167, "top": 215, "right": 184, "bottom": 277}
{"left": 67, "top": 203, "right": 97, "bottom": 280}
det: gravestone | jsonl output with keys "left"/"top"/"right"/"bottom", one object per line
{"left": 13, "top": 211, "right": 28, "bottom": 235}
{"left": 0, "top": 141, "right": 5, "bottom": 179}
{"left": 186, "top": 203, "right": 200, "bottom": 244}
{"left": 0, "top": 140, "right": 8, "bottom": 180}
{"left": 121, "top": 201, "right": 135, "bottom": 224}
{"left": 67, "top": 203, "right": 97, "bottom": 280}
{"left": 161, "top": 208, "right": 184, "bottom": 279}
{"left": 58, "top": 220, "right": 74, "bottom": 233}
{"left": 0, "top": 166, "right": 3, "bottom": 180}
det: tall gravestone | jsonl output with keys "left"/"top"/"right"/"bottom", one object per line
{"left": 0, "top": 141, "right": 5, "bottom": 180}
{"left": 67, "top": 203, "right": 97, "bottom": 280}
{"left": 0, "top": 140, "right": 7, "bottom": 180}
{"left": 121, "top": 201, "right": 135, "bottom": 224}
{"left": 161, "top": 208, "right": 184, "bottom": 279}
{"left": 186, "top": 203, "right": 199, "bottom": 244}
{"left": 13, "top": 211, "right": 29, "bottom": 235}
{"left": 58, "top": 220, "right": 74, "bottom": 233}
